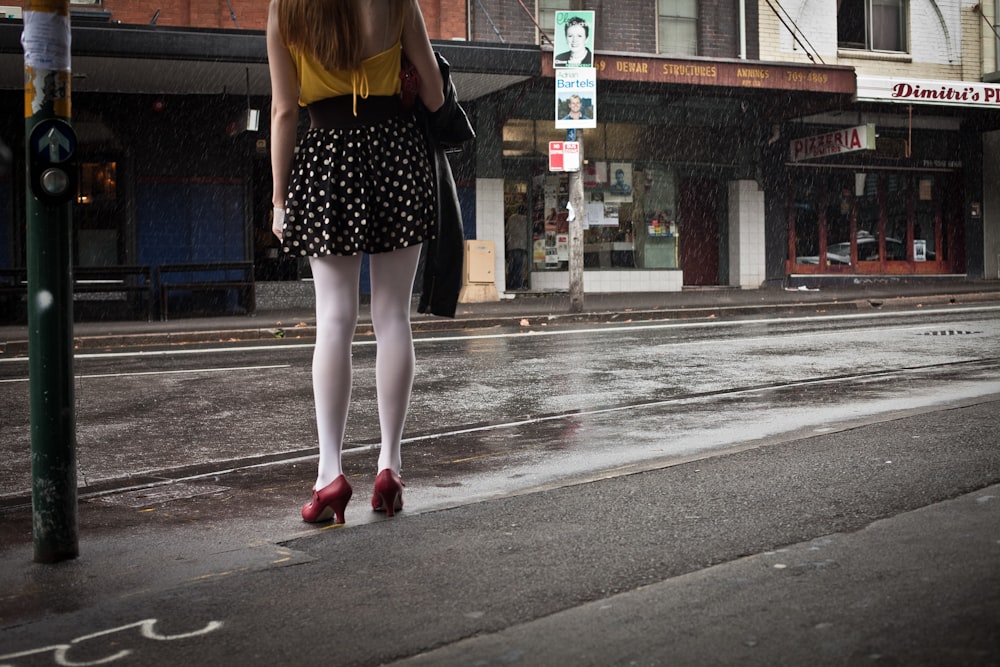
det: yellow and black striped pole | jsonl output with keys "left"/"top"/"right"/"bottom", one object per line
{"left": 23, "top": 0, "right": 78, "bottom": 563}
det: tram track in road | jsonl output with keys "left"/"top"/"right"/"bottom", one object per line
{"left": 2, "top": 302, "right": 1000, "bottom": 365}
{"left": 4, "top": 354, "right": 998, "bottom": 513}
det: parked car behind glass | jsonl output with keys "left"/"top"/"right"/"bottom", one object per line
{"left": 797, "top": 231, "right": 932, "bottom": 265}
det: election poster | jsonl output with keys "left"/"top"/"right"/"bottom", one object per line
{"left": 553, "top": 11, "right": 595, "bottom": 68}
{"left": 555, "top": 68, "right": 597, "bottom": 129}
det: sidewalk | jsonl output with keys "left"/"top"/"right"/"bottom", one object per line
{"left": 3, "top": 279, "right": 1000, "bottom": 355}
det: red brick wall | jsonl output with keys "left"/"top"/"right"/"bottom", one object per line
{"left": 27, "top": 0, "right": 461, "bottom": 35}
{"left": 467, "top": 0, "right": 742, "bottom": 56}
{"left": 699, "top": 0, "right": 739, "bottom": 58}
{"left": 469, "top": 1, "right": 537, "bottom": 44}
{"left": 35, "top": 0, "right": 743, "bottom": 52}
{"left": 594, "top": 2, "right": 654, "bottom": 53}
{"left": 420, "top": 0, "right": 467, "bottom": 41}
{"left": 469, "top": 1, "right": 657, "bottom": 51}
{"left": 92, "top": 0, "right": 266, "bottom": 29}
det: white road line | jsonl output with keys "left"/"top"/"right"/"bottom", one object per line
{"left": 2, "top": 304, "right": 998, "bottom": 364}
{"left": 0, "top": 364, "right": 290, "bottom": 384}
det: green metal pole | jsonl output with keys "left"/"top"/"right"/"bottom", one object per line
{"left": 24, "top": 0, "right": 78, "bottom": 563}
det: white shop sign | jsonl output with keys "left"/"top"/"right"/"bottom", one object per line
{"left": 857, "top": 76, "right": 1000, "bottom": 109}
{"left": 790, "top": 124, "right": 875, "bottom": 162}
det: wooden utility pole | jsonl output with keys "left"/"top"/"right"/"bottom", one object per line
{"left": 567, "top": 132, "right": 584, "bottom": 313}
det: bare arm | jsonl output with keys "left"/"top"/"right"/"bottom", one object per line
{"left": 267, "top": 0, "right": 299, "bottom": 236}
{"left": 400, "top": 0, "right": 444, "bottom": 112}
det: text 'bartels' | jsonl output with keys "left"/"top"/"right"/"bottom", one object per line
{"left": 790, "top": 124, "right": 875, "bottom": 162}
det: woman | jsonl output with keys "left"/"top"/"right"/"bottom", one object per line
{"left": 267, "top": 0, "right": 444, "bottom": 523}
{"left": 554, "top": 16, "right": 592, "bottom": 67}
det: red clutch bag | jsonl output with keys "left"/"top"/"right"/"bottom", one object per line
{"left": 399, "top": 56, "right": 419, "bottom": 110}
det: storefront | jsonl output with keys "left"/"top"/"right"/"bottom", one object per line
{"left": 782, "top": 76, "right": 1000, "bottom": 284}
{"left": 0, "top": 19, "right": 539, "bottom": 320}
{"left": 495, "top": 53, "right": 856, "bottom": 294}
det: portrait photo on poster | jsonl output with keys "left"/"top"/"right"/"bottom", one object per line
{"left": 606, "top": 162, "right": 634, "bottom": 202}
{"left": 558, "top": 93, "right": 594, "bottom": 120}
{"left": 555, "top": 69, "right": 597, "bottom": 129}
{"left": 553, "top": 11, "right": 595, "bottom": 68}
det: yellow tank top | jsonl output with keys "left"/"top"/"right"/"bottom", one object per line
{"left": 291, "top": 23, "right": 404, "bottom": 115}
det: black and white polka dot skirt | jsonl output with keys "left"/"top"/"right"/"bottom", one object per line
{"left": 282, "top": 113, "right": 436, "bottom": 257}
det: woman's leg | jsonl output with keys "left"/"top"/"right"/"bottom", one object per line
{"left": 309, "top": 253, "right": 362, "bottom": 489}
{"left": 368, "top": 244, "right": 422, "bottom": 474}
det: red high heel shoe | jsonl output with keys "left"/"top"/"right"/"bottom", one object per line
{"left": 371, "top": 469, "right": 404, "bottom": 517}
{"left": 301, "top": 474, "right": 352, "bottom": 524}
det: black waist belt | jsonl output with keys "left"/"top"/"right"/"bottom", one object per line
{"left": 308, "top": 95, "right": 406, "bottom": 129}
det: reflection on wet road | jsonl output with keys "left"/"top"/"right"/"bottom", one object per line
{"left": 2, "top": 306, "right": 999, "bottom": 503}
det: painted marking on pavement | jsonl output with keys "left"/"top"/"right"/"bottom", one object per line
{"left": 0, "top": 618, "right": 222, "bottom": 666}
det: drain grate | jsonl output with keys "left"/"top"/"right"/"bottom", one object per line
{"left": 918, "top": 330, "right": 981, "bottom": 336}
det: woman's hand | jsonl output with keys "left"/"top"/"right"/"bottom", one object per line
{"left": 272, "top": 207, "right": 286, "bottom": 241}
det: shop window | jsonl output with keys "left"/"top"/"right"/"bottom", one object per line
{"left": 823, "top": 174, "right": 856, "bottom": 258}
{"left": 838, "top": 0, "right": 908, "bottom": 52}
{"left": 529, "top": 161, "right": 681, "bottom": 273}
{"left": 77, "top": 161, "right": 117, "bottom": 205}
{"left": 505, "top": 121, "right": 704, "bottom": 277}
{"left": 915, "top": 176, "right": 941, "bottom": 262}
{"left": 75, "top": 160, "right": 120, "bottom": 266}
{"left": 504, "top": 181, "right": 530, "bottom": 290}
{"left": 791, "top": 176, "right": 821, "bottom": 262}
{"left": 790, "top": 170, "right": 953, "bottom": 271}
{"left": 658, "top": 0, "right": 698, "bottom": 56}
{"left": 855, "top": 172, "right": 879, "bottom": 244}
{"left": 884, "top": 174, "right": 908, "bottom": 255}
{"left": 503, "top": 119, "right": 541, "bottom": 157}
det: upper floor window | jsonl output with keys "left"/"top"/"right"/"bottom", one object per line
{"left": 658, "top": 0, "right": 698, "bottom": 56}
{"left": 838, "top": 0, "right": 908, "bottom": 52}
{"left": 538, "top": 0, "right": 563, "bottom": 45}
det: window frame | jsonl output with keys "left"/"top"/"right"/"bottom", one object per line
{"left": 537, "top": 0, "right": 564, "bottom": 46}
{"left": 838, "top": 0, "right": 909, "bottom": 53}
{"left": 657, "top": 0, "right": 699, "bottom": 56}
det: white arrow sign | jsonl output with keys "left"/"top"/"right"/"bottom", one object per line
{"left": 38, "top": 125, "right": 71, "bottom": 162}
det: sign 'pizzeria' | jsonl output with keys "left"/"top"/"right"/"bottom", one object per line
{"left": 790, "top": 124, "right": 876, "bottom": 162}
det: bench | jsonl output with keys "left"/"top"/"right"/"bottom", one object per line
{"left": 0, "top": 265, "right": 153, "bottom": 322}
{"left": 0, "top": 268, "right": 27, "bottom": 322}
{"left": 156, "top": 261, "right": 255, "bottom": 321}
{"left": 0, "top": 267, "right": 26, "bottom": 290}
{"left": 73, "top": 266, "right": 154, "bottom": 322}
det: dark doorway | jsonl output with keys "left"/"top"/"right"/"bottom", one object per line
{"left": 678, "top": 177, "right": 720, "bottom": 285}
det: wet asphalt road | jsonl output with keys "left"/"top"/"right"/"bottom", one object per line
{"left": 1, "top": 304, "right": 999, "bottom": 665}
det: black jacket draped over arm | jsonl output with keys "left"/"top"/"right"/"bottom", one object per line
{"left": 416, "top": 52, "right": 475, "bottom": 318}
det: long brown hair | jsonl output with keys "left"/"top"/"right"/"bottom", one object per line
{"left": 276, "top": 0, "right": 403, "bottom": 71}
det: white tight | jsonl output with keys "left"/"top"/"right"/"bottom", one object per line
{"left": 308, "top": 245, "right": 421, "bottom": 489}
